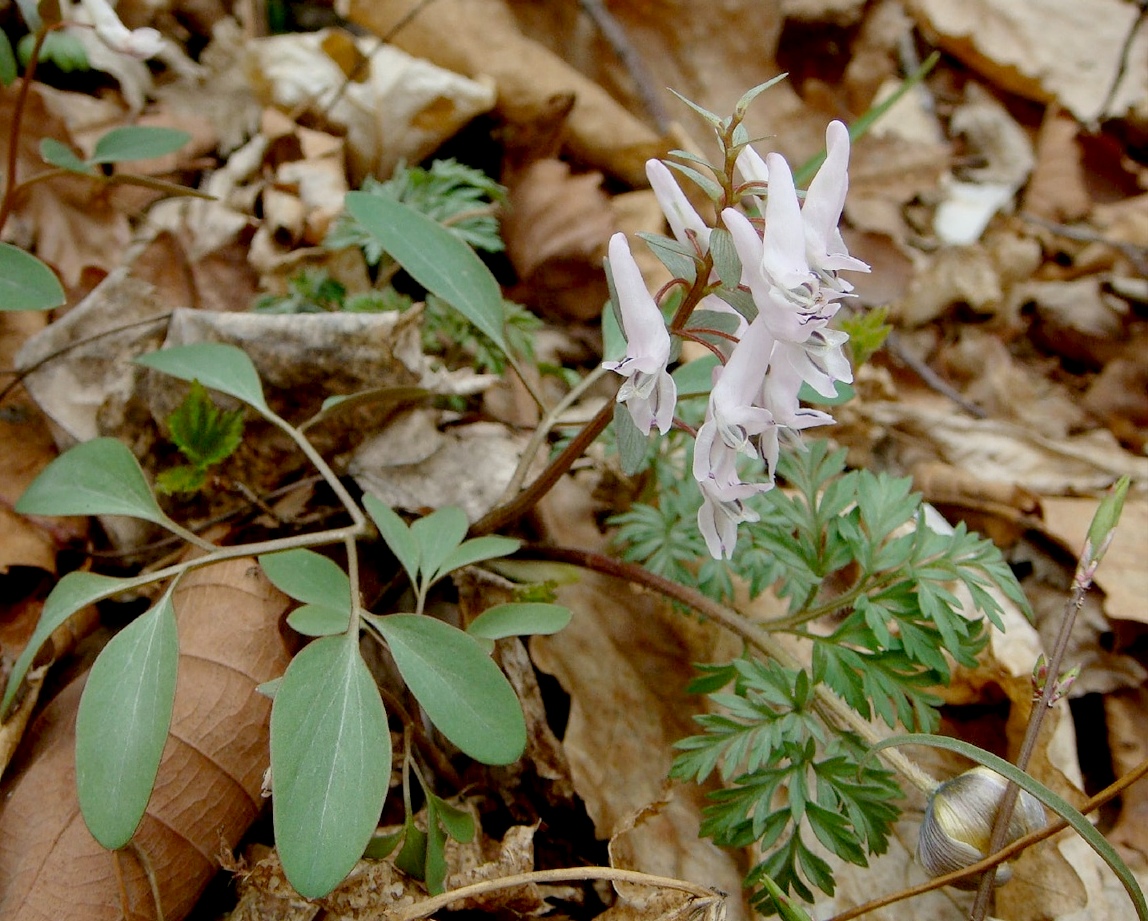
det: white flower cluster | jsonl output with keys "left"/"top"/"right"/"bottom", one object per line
{"left": 605, "top": 122, "right": 869, "bottom": 559}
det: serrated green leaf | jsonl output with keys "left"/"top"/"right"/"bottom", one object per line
{"left": 368, "top": 613, "right": 525, "bottom": 764}
{"left": 40, "top": 138, "right": 92, "bottom": 174}
{"left": 363, "top": 495, "right": 420, "bottom": 586}
{"left": 871, "top": 733, "right": 1147, "bottom": 921}
{"left": 76, "top": 590, "right": 179, "bottom": 849}
{"left": 16, "top": 437, "right": 168, "bottom": 525}
{"left": 135, "top": 343, "right": 269, "bottom": 414}
{"left": 2, "top": 571, "right": 134, "bottom": 714}
{"left": 432, "top": 535, "right": 521, "bottom": 586}
{"left": 166, "top": 379, "right": 245, "bottom": 469}
{"left": 0, "top": 30, "right": 16, "bottom": 85}
{"left": 467, "top": 603, "right": 571, "bottom": 642}
{"left": 259, "top": 549, "right": 351, "bottom": 611}
{"left": 344, "top": 193, "right": 507, "bottom": 349}
{"left": 90, "top": 126, "right": 191, "bottom": 164}
{"left": 287, "top": 604, "right": 352, "bottom": 636}
{"left": 0, "top": 242, "right": 66, "bottom": 312}
{"left": 271, "top": 634, "right": 391, "bottom": 898}
{"left": 155, "top": 464, "right": 207, "bottom": 496}
{"left": 410, "top": 506, "right": 468, "bottom": 588}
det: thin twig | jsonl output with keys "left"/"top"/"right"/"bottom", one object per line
{"left": 884, "top": 331, "right": 988, "bottom": 419}
{"left": 393, "top": 866, "right": 719, "bottom": 921}
{"left": 0, "top": 27, "right": 48, "bottom": 234}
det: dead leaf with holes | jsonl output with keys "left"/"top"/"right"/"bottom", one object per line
{"left": 0, "top": 558, "right": 292, "bottom": 921}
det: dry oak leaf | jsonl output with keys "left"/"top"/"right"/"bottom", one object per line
{"left": 0, "top": 558, "right": 293, "bottom": 921}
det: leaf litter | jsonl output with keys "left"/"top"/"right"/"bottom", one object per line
{"left": 1, "top": 1, "right": 1147, "bottom": 919}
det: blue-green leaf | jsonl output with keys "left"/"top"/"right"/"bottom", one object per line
{"left": 871, "top": 733, "right": 1147, "bottom": 920}
{"left": 0, "top": 242, "right": 66, "bottom": 312}
{"left": 467, "top": 603, "right": 572, "bottom": 643}
{"left": 287, "top": 604, "right": 351, "bottom": 636}
{"left": 90, "top": 126, "right": 191, "bottom": 164}
{"left": 410, "top": 506, "right": 468, "bottom": 588}
{"left": 368, "top": 613, "right": 525, "bottom": 764}
{"left": 135, "top": 343, "right": 269, "bottom": 414}
{"left": 40, "top": 138, "right": 92, "bottom": 174}
{"left": 16, "top": 437, "right": 168, "bottom": 525}
{"left": 259, "top": 549, "right": 351, "bottom": 611}
{"left": 344, "top": 193, "right": 507, "bottom": 349}
{"left": 271, "top": 634, "right": 391, "bottom": 898}
{"left": 363, "top": 495, "right": 419, "bottom": 586}
{"left": 76, "top": 589, "right": 179, "bottom": 849}
{"left": 2, "top": 571, "right": 134, "bottom": 714}
{"left": 433, "top": 535, "right": 520, "bottom": 585}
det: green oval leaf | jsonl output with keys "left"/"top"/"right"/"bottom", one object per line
{"left": 369, "top": 613, "right": 525, "bottom": 765}
{"left": 135, "top": 343, "right": 269, "bottom": 413}
{"left": 363, "top": 495, "right": 419, "bottom": 586}
{"left": 76, "top": 590, "right": 179, "bottom": 849}
{"left": 90, "top": 126, "right": 191, "bottom": 164}
{"left": 271, "top": 635, "right": 391, "bottom": 898}
{"left": 0, "top": 27, "right": 16, "bottom": 85}
{"left": 259, "top": 549, "right": 351, "bottom": 610}
{"left": 433, "top": 535, "right": 520, "bottom": 585}
{"left": 287, "top": 603, "right": 351, "bottom": 637}
{"left": 0, "top": 242, "right": 66, "bottom": 312}
{"left": 15, "top": 437, "right": 168, "bottom": 524}
{"left": 871, "top": 733, "right": 1147, "bottom": 920}
{"left": 410, "top": 506, "right": 469, "bottom": 587}
{"left": 2, "top": 571, "right": 134, "bottom": 714}
{"left": 344, "top": 193, "right": 507, "bottom": 349}
{"left": 40, "top": 138, "right": 92, "bottom": 174}
{"left": 467, "top": 603, "right": 571, "bottom": 642}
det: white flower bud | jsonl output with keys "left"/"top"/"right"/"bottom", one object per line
{"left": 917, "top": 766, "right": 1046, "bottom": 889}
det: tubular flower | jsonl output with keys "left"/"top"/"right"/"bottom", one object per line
{"left": 602, "top": 232, "right": 677, "bottom": 436}
{"left": 646, "top": 158, "right": 711, "bottom": 255}
{"left": 79, "top": 0, "right": 165, "bottom": 58}
{"left": 692, "top": 315, "right": 777, "bottom": 558}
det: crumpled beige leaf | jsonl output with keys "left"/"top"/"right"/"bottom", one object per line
{"left": 906, "top": 0, "right": 1148, "bottom": 123}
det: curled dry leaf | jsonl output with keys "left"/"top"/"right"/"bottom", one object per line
{"left": 0, "top": 559, "right": 292, "bottom": 921}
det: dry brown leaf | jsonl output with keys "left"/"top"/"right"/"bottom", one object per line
{"left": 503, "top": 159, "right": 616, "bottom": 321}
{"left": 529, "top": 477, "right": 750, "bottom": 921}
{"left": 906, "top": 0, "right": 1148, "bottom": 123}
{"left": 1083, "top": 342, "right": 1148, "bottom": 453}
{"left": 1105, "top": 686, "right": 1148, "bottom": 868}
{"left": 0, "top": 558, "right": 293, "bottom": 921}
{"left": 1022, "top": 109, "right": 1093, "bottom": 223}
{"left": 343, "top": 0, "right": 667, "bottom": 186}
{"left": 1040, "top": 495, "right": 1148, "bottom": 627}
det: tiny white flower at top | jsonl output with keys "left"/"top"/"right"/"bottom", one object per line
{"left": 602, "top": 232, "right": 677, "bottom": 436}
{"left": 79, "top": 0, "right": 165, "bottom": 58}
{"left": 647, "top": 158, "right": 711, "bottom": 255}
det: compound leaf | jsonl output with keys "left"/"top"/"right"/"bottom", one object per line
{"left": 369, "top": 613, "right": 525, "bottom": 765}
{"left": 75, "top": 589, "right": 179, "bottom": 849}
{"left": 344, "top": 192, "right": 507, "bottom": 349}
{"left": 271, "top": 634, "right": 391, "bottom": 898}
{"left": 16, "top": 437, "right": 168, "bottom": 525}
{"left": 135, "top": 343, "right": 269, "bottom": 414}
{"left": 0, "top": 242, "right": 66, "bottom": 311}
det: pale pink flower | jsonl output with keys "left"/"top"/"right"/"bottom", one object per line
{"left": 602, "top": 233, "right": 677, "bottom": 435}
{"left": 647, "top": 158, "right": 711, "bottom": 254}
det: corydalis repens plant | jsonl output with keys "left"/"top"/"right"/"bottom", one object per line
{"left": 605, "top": 119, "right": 868, "bottom": 559}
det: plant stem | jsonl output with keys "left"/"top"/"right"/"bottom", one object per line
{"left": 968, "top": 553, "right": 1096, "bottom": 919}
{"left": 0, "top": 27, "right": 48, "bottom": 235}
{"left": 830, "top": 755, "right": 1148, "bottom": 921}
{"left": 471, "top": 396, "right": 615, "bottom": 536}
{"left": 524, "top": 544, "right": 938, "bottom": 794}
{"left": 392, "top": 867, "right": 719, "bottom": 921}
{"left": 497, "top": 364, "right": 611, "bottom": 505}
